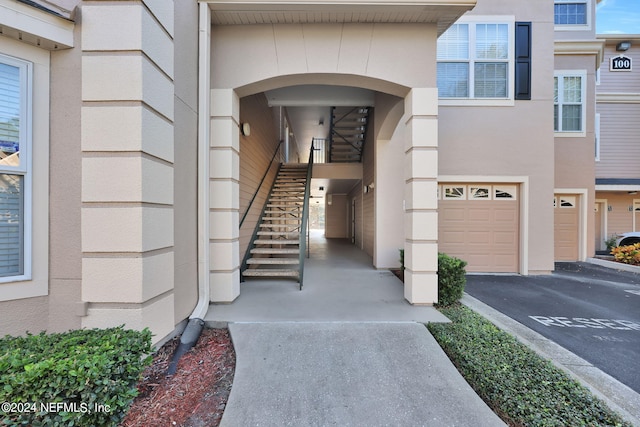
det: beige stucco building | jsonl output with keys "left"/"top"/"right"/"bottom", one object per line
{"left": 0, "top": 0, "right": 610, "bottom": 345}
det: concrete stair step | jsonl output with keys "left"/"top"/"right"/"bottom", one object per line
{"left": 261, "top": 217, "right": 302, "bottom": 222}
{"left": 243, "top": 269, "right": 299, "bottom": 278}
{"left": 246, "top": 258, "right": 299, "bottom": 265}
{"left": 257, "top": 231, "right": 300, "bottom": 237}
{"left": 251, "top": 248, "right": 300, "bottom": 254}
{"left": 254, "top": 239, "right": 299, "bottom": 245}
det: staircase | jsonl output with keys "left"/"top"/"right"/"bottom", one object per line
{"left": 329, "top": 106, "right": 370, "bottom": 163}
{"left": 242, "top": 164, "right": 310, "bottom": 286}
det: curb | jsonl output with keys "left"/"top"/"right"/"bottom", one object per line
{"left": 587, "top": 257, "right": 640, "bottom": 274}
{"left": 462, "top": 294, "right": 640, "bottom": 427}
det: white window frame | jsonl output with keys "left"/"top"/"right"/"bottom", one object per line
{"left": 554, "top": 0, "right": 592, "bottom": 31}
{"left": 0, "top": 36, "right": 49, "bottom": 302}
{"left": 554, "top": 70, "right": 587, "bottom": 137}
{"left": 438, "top": 15, "right": 515, "bottom": 107}
{"left": 0, "top": 53, "right": 32, "bottom": 284}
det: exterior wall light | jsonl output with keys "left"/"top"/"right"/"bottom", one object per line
{"left": 616, "top": 41, "right": 631, "bottom": 52}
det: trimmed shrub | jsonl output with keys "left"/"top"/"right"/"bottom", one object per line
{"left": 611, "top": 242, "right": 640, "bottom": 265}
{"left": 437, "top": 253, "right": 467, "bottom": 306}
{"left": 0, "top": 326, "right": 153, "bottom": 427}
{"left": 399, "top": 249, "right": 405, "bottom": 271}
{"left": 428, "top": 305, "right": 632, "bottom": 427}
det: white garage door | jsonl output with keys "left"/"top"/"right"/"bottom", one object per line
{"left": 439, "top": 184, "right": 519, "bottom": 273}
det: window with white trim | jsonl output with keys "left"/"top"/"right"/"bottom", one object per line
{"left": 0, "top": 54, "right": 31, "bottom": 281}
{"left": 437, "top": 18, "right": 514, "bottom": 101}
{"left": 554, "top": 71, "right": 586, "bottom": 133}
{"left": 554, "top": 0, "right": 587, "bottom": 25}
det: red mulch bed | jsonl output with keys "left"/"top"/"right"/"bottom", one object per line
{"left": 120, "top": 328, "right": 236, "bottom": 427}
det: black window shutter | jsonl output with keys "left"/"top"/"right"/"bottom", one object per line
{"left": 515, "top": 21, "right": 532, "bottom": 100}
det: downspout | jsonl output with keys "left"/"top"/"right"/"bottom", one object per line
{"left": 168, "top": 2, "right": 211, "bottom": 375}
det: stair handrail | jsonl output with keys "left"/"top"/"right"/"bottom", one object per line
{"left": 240, "top": 141, "right": 283, "bottom": 228}
{"left": 298, "top": 140, "right": 315, "bottom": 289}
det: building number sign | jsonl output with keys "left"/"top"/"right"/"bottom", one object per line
{"left": 610, "top": 55, "right": 632, "bottom": 72}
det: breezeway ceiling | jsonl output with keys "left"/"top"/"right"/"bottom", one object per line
{"left": 266, "top": 85, "right": 375, "bottom": 158}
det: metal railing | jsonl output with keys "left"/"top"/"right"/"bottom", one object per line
{"left": 239, "top": 141, "right": 283, "bottom": 228}
{"left": 298, "top": 141, "right": 315, "bottom": 289}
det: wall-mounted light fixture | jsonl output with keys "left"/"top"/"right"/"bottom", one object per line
{"left": 608, "top": 205, "right": 613, "bottom": 211}
{"left": 616, "top": 41, "right": 631, "bottom": 52}
{"left": 630, "top": 206, "right": 634, "bottom": 212}
{"left": 240, "top": 122, "right": 251, "bottom": 136}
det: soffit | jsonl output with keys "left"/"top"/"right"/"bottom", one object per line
{"left": 0, "top": 0, "right": 74, "bottom": 50}
{"left": 205, "top": 0, "right": 476, "bottom": 34}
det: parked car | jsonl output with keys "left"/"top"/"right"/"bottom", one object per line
{"left": 615, "top": 232, "right": 640, "bottom": 247}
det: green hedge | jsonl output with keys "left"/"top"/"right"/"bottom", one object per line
{"left": 428, "top": 305, "right": 631, "bottom": 427}
{"left": 0, "top": 326, "right": 153, "bottom": 427}
{"left": 437, "top": 253, "right": 467, "bottom": 306}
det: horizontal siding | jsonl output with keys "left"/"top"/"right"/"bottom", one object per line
{"left": 596, "top": 103, "right": 640, "bottom": 179}
{"left": 595, "top": 192, "right": 638, "bottom": 236}
{"left": 238, "top": 94, "right": 281, "bottom": 259}
{"left": 598, "top": 47, "right": 640, "bottom": 93}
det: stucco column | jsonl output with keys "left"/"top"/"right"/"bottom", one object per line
{"left": 404, "top": 88, "right": 439, "bottom": 304}
{"left": 209, "top": 89, "right": 241, "bottom": 302}
{"left": 80, "top": 1, "right": 175, "bottom": 340}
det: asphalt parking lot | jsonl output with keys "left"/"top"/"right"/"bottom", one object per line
{"left": 465, "top": 262, "right": 640, "bottom": 394}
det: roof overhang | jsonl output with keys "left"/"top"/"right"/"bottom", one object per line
{"left": 0, "top": 0, "right": 74, "bottom": 50}
{"left": 201, "top": 0, "right": 476, "bottom": 35}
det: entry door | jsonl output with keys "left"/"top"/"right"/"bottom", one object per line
{"left": 635, "top": 200, "right": 640, "bottom": 232}
{"left": 555, "top": 195, "right": 579, "bottom": 261}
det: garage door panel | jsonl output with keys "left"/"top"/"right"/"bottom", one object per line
{"left": 554, "top": 194, "right": 579, "bottom": 261}
{"left": 468, "top": 231, "right": 491, "bottom": 243}
{"left": 441, "top": 208, "right": 466, "bottom": 221}
{"left": 439, "top": 186, "right": 519, "bottom": 273}
{"left": 468, "top": 208, "right": 491, "bottom": 221}
{"left": 493, "top": 208, "right": 518, "bottom": 223}
{"left": 494, "top": 231, "right": 517, "bottom": 245}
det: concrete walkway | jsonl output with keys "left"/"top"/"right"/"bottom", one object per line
{"left": 209, "top": 231, "right": 504, "bottom": 426}
{"left": 220, "top": 322, "right": 505, "bottom": 427}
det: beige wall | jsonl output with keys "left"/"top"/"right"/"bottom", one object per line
{"left": 80, "top": 1, "right": 177, "bottom": 343}
{"left": 48, "top": 13, "right": 82, "bottom": 333}
{"left": 554, "top": 54, "right": 597, "bottom": 257}
{"left": 373, "top": 94, "right": 405, "bottom": 268}
{"left": 238, "top": 94, "right": 282, "bottom": 258}
{"left": 362, "top": 113, "right": 375, "bottom": 258}
{"left": 438, "top": 0, "right": 558, "bottom": 273}
{"left": 596, "top": 192, "right": 639, "bottom": 236}
{"left": 173, "top": 1, "right": 199, "bottom": 322}
{"left": 210, "top": 23, "right": 437, "bottom": 95}
{"left": 325, "top": 194, "right": 348, "bottom": 238}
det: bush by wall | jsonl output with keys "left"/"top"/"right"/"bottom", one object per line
{"left": 437, "top": 253, "right": 467, "bottom": 306}
{"left": 428, "top": 305, "right": 632, "bottom": 427}
{"left": 611, "top": 243, "right": 640, "bottom": 265}
{"left": 0, "top": 326, "right": 153, "bottom": 427}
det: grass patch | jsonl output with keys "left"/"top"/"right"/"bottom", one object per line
{"left": 427, "top": 304, "right": 632, "bottom": 427}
